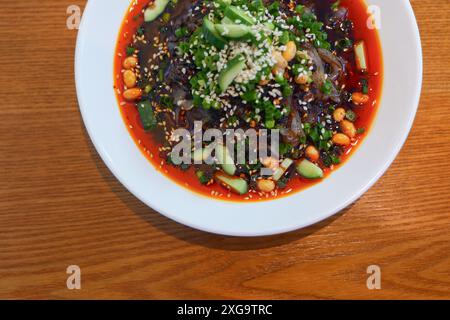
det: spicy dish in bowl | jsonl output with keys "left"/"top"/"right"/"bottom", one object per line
{"left": 76, "top": 0, "right": 421, "bottom": 235}
{"left": 115, "top": 0, "right": 382, "bottom": 201}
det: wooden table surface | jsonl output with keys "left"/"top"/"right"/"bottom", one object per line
{"left": 0, "top": 0, "right": 449, "bottom": 300}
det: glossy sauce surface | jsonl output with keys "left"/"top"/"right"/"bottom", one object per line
{"left": 114, "top": 0, "right": 383, "bottom": 202}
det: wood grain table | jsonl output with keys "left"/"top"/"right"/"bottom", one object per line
{"left": 0, "top": 0, "right": 449, "bottom": 300}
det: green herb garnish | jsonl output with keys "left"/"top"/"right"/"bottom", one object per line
{"left": 346, "top": 109, "right": 357, "bottom": 122}
{"left": 321, "top": 79, "right": 333, "bottom": 95}
{"left": 126, "top": 46, "right": 135, "bottom": 56}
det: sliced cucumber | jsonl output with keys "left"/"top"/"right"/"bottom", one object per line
{"left": 264, "top": 22, "right": 275, "bottom": 30}
{"left": 203, "top": 18, "right": 227, "bottom": 49}
{"left": 192, "top": 148, "right": 204, "bottom": 163}
{"left": 273, "top": 158, "right": 294, "bottom": 181}
{"left": 144, "top": 0, "right": 170, "bottom": 22}
{"left": 221, "top": 16, "right": 234, "bottom": 24}
{"left": 192, "top": 144, "right": 218, "bottom": 164}
{"left": 202, "top": 143, "right": 217, "bottom": 164}
{"left": 354, "top": 40, "right": 368, "bottom": 71}
{"left": 296, "top": 159, "right": 324, "bottom": 179}
{"left": 215, "top": 145, "right": 237, "bottom": 175}
{"left": 218, "top": 54, "right": 246, "bottom": 93}
{"left": 215, "top": 172, "right": 248, "bottom": 195}
{"left": 137, "top": 100, "right": 157, "bottom": 130}
{"left": 215, "top": 0, "right": 232, "bottom": 8}
{"left": 250, "top": 0, "right": 264, "bottom": 10}
{"left": 215, "top": 24, "right": 251, "bottom": 39}
{"left": 224, "top": 6, "right": 256, "bottom": 25}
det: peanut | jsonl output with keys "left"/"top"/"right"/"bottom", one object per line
{"left": 341, "top": 120, "right": 356, "bottom": 138}
{"left": 332, "top": 133, "right": 351, "bottom": 146}
{"left": 272, "top": 66, "right": 285, "bottom": 76}
{"left": 351, "top": 92, "right": 370, "bottom": 105}
{"left": 295, "top": 74, "right": 310, "bottom": 85}
{"left": 261, "top": 157, "right": 279, "bottom": 170}
{"left": 333, "top": 108, "right": 346, "bottom": 122}
{"left": 305, "top": 146, "right": 320, "bottom": 162}
{"left": 257, "top": 179, "right": 276, "bottom": 193}
{"left": 123, "top": 88, "right": 142, "bottom": 101}
{"left": 123, "top": 70, "right": 137, "bottom": 88}
{"left": 282, "top": 41, "right": 297, "bottom": 62}
{"left": 272, "top": 51, "right": 288, "bottom": 69}
{"left": 123, "top": 56, "right": 138, "bottom": 70}
{"left": 259, "top": 79, "right": 270, "bottom": 85}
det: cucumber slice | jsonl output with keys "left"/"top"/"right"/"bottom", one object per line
{"left": 203, "top": 18, "right": 227, "bottom": 49}
{"left": 273, "top": 158, "right": 294, "bottom": 181}
{"left": 201, "top": 143, "right": 217, "bottom": 164}
{"left": 296, "top": 159, "right": 324, "bottom": 179}
{"left": 215, "top": 145, "right": 237, "bottom": 175}
{"left": 192, "top": 148, "right": 204, "bottom": 163}
{"left": 250, "top": 0, "right": 264, "bottom": 10}
{"left": 215, "top": 24, "right": 251, "bottom": 39}
{"left": 221, "top": 16, "right": 234, "bottom": 24}
{"left": 192, "top": 144, "right": 218, "bottom": 164}
{"left": 144, "top": 0, "right": 170, "bottom": 22}
{"left": 224, "top": 6, "right": 256, "bottom": 25}
{"left": 218, "top": 54, "right": 246, "bottom": 93}
{"left": 214, "top": 172, "right": 248, "bottom": 195}
{"left": 137, "top": 100, "right": 157, "bottom": 130}
{"left": 264, "top": 22, "right": 275, "bottom": 30}
{"left": 354, "top": 40, "right": 368, "bottom": 71}
{"left": 215, "top": 0, "right": 232, "bottom": 8}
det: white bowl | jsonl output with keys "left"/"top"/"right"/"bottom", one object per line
{"left": 75, "top": 0, "right": 422, "bottom": 236}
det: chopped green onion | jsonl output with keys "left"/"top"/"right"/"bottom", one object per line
{"left": 282, "top": 85, "right": 293, "bottom": 97}
{"left": 279, "top": 31, "right": 290, "bottom": 45}
{"left": 137, "top": 100, "right": 157, "bottom": 131}
{"left": 357, "top": 128, "right": 366, "bottom": 134}
{"left": 346, "top": 109, "right": 357, "bottom": 122}
{"left": 361, "top": 78, "right": 369, "bottom": 94}
{"left": 295, "top": 5, "right": 305, "bottom": 14}
{"left": 321, "top": 79, "right": 333, "bottom": 95}
{"left": 126, "top": 46, "right": 135, "bottom": 56}
{"left": 265, "top": 119, "right": 275, "bottom": 129}
{"left": 331, "top": 1, "right": 341, "bottom": 11}
{"left": 337, "top": 38, "right": 352, "bottom": 50}
{"left": 196, "top": 171, "right": 210, "bottom": 185}
{"left": 144, "top": 84, "right": 152, "bottom": 94}
{"left": 162, "top": 13, "right": 171, "bottom": 23}
{"left": 277, "top": 177, "right": 289, "bottom": 189}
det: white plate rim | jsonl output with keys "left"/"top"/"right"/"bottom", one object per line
{"left": 75, "top": 0, "right": 423, "bottom": 237}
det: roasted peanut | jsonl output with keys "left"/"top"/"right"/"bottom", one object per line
{"left": 282, "top": 41, "right": 297, "bottom": 62}
{"left": 123, "top": 70, "right": 137, "bottom": 88}
{"left": 333, "top": 108, "right": 346, "bottom": 122}
{"left": 295, "top": 74, "right": 310, "bottom": 85}
{"left": 341, "top": 120, "right": 356, "bottom": 138}
{"left": 123, "top": 56, "right": 138, "bottom": 70}
{"left": 123, "top": 88, "right": 142, "bottom": 101}
{"left": 259, "top": 78, "right": 270, "bottom": 85}
{"left": 305, "top": 145, "right": 320, "bottom": 162}
{"left": 261, "top": 157, "right": 279, "bottom": 170}
{"left": 257, "top": 179, "right": 276, "bottom": 193}
{"left": 271, "top": 66, "right": 285, "bottom": 76}
{"left": 332, "top": 133, "right": 351, "bottom": 146}
{"left": 272, "top": 51, "right": 288, "bottom": 69}
{"left": 351, "top": 92, "right": 370, "bottom": 105}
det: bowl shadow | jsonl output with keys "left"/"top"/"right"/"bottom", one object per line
{"left": 81, "top": 126, "right": 351, "bottom": 251}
